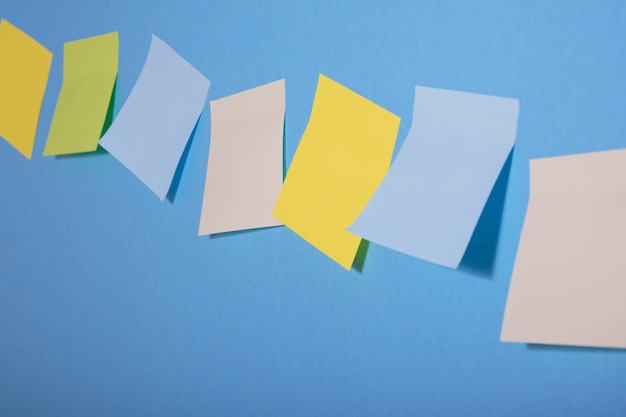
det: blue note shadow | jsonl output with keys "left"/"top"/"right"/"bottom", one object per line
{"left": 166, "top": 118, "right": 200, "bottom": 203}
{"left": 458, "top": 149, "right": 514, "bottom": 278}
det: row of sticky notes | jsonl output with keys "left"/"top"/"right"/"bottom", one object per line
{"left": 0, "top": 19, "right": 519, "bottom": 272}
{"left": 0, "top": 20, "right": 209, "bottom": 202}
{"left": 2, "top": 20, "right": 623, "bottom": 350}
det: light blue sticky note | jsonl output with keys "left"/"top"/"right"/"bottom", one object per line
{"left": 349, "top": 86, "right": 519, "bottom": 268}
{"left": 99, "top": 34, "right": 210, "bottom": 201}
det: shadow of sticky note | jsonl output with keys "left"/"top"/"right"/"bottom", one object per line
{"left": 458, "top": 150, "right": 514, "bottom": 277}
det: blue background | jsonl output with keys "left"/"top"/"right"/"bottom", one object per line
{"left": 1, "top": 1, "right": 626, "bottom": 415}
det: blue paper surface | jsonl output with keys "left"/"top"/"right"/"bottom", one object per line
{"left": 350, "top": 86, "right": 519, "bottom": 268}
{"left": 99, "top": 34, "right": 210, "bottom": 200}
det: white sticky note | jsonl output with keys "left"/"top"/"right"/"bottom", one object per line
{"left": 199, "top": 79, "right": 285, "bottom": 235}
{"left": 501, "top": 149, "right": 626, "bottom": 349}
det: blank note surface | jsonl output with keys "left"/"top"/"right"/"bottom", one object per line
{"left": 501, "top": 149, "right": 626, "bottom": 349}
{"left": 199, "top": 79, "right": 285, "bottom": 235}
{"left": 273, "top": 74, "right": 400, "bottom": 270}
{"left": 99, "top": 34, "right": 209, "bottom": 200}
{"left": 350, "top": 86, "right": 519, "bottom": 268}
{"left": 44, "top": 32, "right": 118, "bottom": 156}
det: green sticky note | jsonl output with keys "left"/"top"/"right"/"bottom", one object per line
{"left": 44, "top": 32, "right": 118, "bottom": 156}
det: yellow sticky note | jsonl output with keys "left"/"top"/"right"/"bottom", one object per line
{"left": 0, "top": 19, "right": 52, "bottom": 159}
{"left": 273, "top": 74, "right": 400, "bottom": 269}
{"left": 44, "top": 32, "right": 118, "bottom": 156}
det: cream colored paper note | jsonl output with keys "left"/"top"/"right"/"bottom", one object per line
{"left": 501, "top": 149, "right": 626, "bottom": 349}
{"left": 199, "top": 79, "right": 285, "bottom": 235}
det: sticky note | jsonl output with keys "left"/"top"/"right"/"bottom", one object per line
{"left": 273, "top": 74, "right": 400, "bottom": 270}
{"left": 349, "top": 86, "right": 519, "bottom": 268}
{"left": 44, "top": 32, "right": 118, "bottom": 156}
{"left": 199, "top": 79, "right": 285, "bottom": 235}
{"left": 99, "top": 34, "right": 210, "bottom": 200}
{"left": 501, "top": 149, "right": 626, "bottom": 349}
{"left": 0, "top": 19, "right": 52, "bottom": 159}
